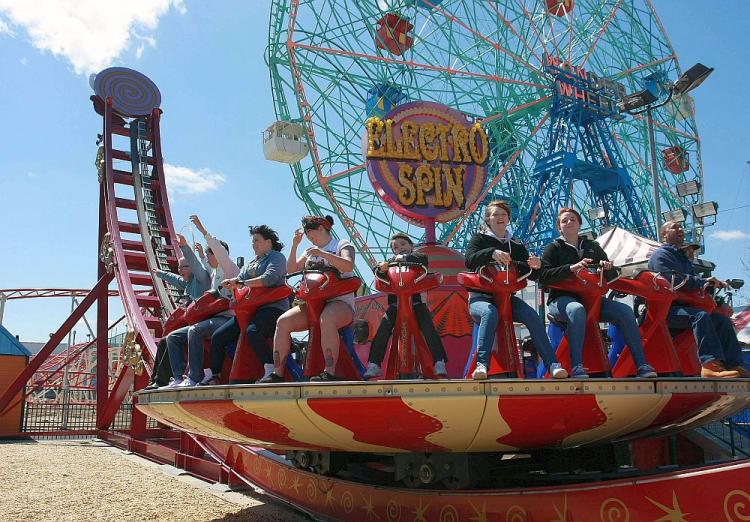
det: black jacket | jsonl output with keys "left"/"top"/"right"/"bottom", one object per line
{"left": 376, "top": 251, "right": 428, "bottom": 306}
{"left": 538, "top": 237, "right": 616, "bottom": 303}
{"left": 465, "top": 232, "right": 537, "bottom": 279}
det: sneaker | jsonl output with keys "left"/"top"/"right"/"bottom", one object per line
{"left": 472, "top": 363, "right": 488, "bottom": 380}
{"left": 198, "top": 369, "right": 217, "bottom": 386}
{"left": 178, "top": 377, "right": 199, "bottom": 387}
{"left": 636, "top": 364, "right": 658, "bottom": 378}
{"left": 159, "top": 377, "right": 184, "bottom": 389}
{"left": 433, "top": 360, "right": 448, "bottom": 378}
{"left": 570, "top": 365, "right": 589, "bottom": 379}
{"left": 198, "top": 375, "right": 221, "bottom": 386}
{"left": 549, "top": 362, "right": 568, "bottom": 379}
{"left": 310, "top": 370, "right": 341, "bottom": 382}
{"left": 701, "top": 360, "right": 740, "bottom": 379}
{"left": 144, "top": 381, "right": 161, "bottom": 391}
{"left": 261, "top": 363, "right": 276, "bottom": 380}
{"left": 258, "top": 372, "right": 284, "bottom": 384}
{"left": 363, "top": 362, "right": 382, "bottom": 380}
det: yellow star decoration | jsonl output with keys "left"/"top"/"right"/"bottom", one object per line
{"left": 551, "top": 495, "right": 583, "bottom": 522}
{"left": 289, "top": 476, "right": 302, "bottom": 495}
{"left": 412, "top": 499, "right": 430, "bottom": 522}
{"left": 647, "top": 491, "right": 690, "bottom": 522}
{"left": 325, "top": 488, "right": 336, "bottom": 507}
{"left": 468, "top": 501, "right": 488, "bottom": 522}
{"left": 361, "top": 493, "right": 379, "bottom": 519}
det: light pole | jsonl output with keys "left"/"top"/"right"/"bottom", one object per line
{"left": 619, "top": 63, "right": 714, "bottom": 236}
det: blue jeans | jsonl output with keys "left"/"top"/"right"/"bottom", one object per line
{"left": 167, "top": 316, "right": 229, "bottom": 382}
{"left": 469, "top": 296, "right": 557, "bottom": 369}
{"left": 667, "top": 306, "right": 743, "bottom": 366}
{"left": 548, "top": 296, "right": 647, "bottom": 369}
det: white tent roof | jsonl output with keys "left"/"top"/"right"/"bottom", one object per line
{"left": 595, "top": 226, "right": 661, "bottom": 267}
{"left": 733, "top": 306, "right": 750, "bottom": 344}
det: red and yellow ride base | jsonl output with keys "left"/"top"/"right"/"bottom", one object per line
{"left": 137, "top": 378, "right": 750, "bottom": 453}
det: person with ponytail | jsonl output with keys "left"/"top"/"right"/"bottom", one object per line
{"left": 260, "top": 215, "right": 357, "bottom": 382}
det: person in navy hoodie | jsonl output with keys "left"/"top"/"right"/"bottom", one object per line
{"left": 648, "top": 220, "right": 748, "bottom": 378}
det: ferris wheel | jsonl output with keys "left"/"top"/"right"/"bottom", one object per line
{"left": 266, "top": 0, "right": 704, "bottom": 275}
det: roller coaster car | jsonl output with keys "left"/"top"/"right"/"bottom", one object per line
{"left": 670, "top": 284, "right": 717, "bottom": 376}
{"left": 229, "top": 285, "right": 295, "bottom": 383}
{"left": 610, "top": 270, "right": 688, "bottom": 377}
{"left": 457, "top": 264, "right": 531, "bottom": 378}
{"left": 184, "top": 290, "right": 230, "bottom": 324}
{"left": 373, "top": 261, "right": 443, "bottom": 379}
{"left": 546, "top": 265, "right": 614, "bottom": 376}
{"left": 162, "top": 305, "right": 188, "bottom": 336}
{"left": 290, "top": 268, "right": 365, "bottom": 380}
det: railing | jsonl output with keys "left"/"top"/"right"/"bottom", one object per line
{"left": 698, "top": 407, "right": 750, "bottom": 459}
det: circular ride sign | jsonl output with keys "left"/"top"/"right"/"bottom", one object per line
{"left": 364, "top": 101, "right": 489, "bottom": 226}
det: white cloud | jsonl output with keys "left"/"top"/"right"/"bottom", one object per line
{"left": 163, "top": 163, "right": 226, "bottom": 195}
{"left": 0, "top": 0, "right": 185, "bottom": 74}
{"left": 0, "top": 15, "right": 12, "bottom": 35}
{"left": 709, "top": 230, "right": 750, "bottom": 241}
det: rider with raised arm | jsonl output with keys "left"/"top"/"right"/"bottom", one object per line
{"left": 538, "top": 207, "right": 656, "bottom": 379}
{"left": 204, "top": 224, "right": 289, "bottom": 384}
{"left": 154, "top": 233, "right": 212, "bottom": 388}
{"left": 363, "top": 232, "right": 447, "bottom": 379}
{"left": 648, "top": 220, "right": 748, "bottom": 378}
{"left": 261, "top": 215, "right": 356, "bottom": 383}
{"left": 465, "top": 200, "right": 567, "bottom": 380}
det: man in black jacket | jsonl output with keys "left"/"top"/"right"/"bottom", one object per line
{"left": 363, "top": 233, "right": 448, "bottom": 379}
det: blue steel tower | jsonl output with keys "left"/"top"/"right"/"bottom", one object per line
{"left": 517, "top": 56, "right": 653, "bottom": 254}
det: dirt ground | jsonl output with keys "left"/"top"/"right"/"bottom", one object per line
{"left": 0, "top": 439, "right": 310, "bottom": 522}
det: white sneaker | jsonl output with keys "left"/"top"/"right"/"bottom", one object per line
{"left": 363, "top": 362, "right": 382, "bottom": 379}
{"left": 472, "top": 363, "right": 488, "bottom": 380}
{"left": 159, "top": 377, "right": 184, "bottom": 389}
{"left": 178, "top": 377, "right": 199, "bottom": 387}
{"left": 198, "top": 369, "right": 214, "bottom": 385}
{"left": 433, "top": 360, "right": 447, "bottom": 378}
{"left": 262, "top": 363, "right": 275, "bottom": 380}
{"left": 549, "top": 363, "right": 568, "bottom": 379}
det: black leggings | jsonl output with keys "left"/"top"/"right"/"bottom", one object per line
{"left": 368, "top": 303, "right": 447, "bottom": 365}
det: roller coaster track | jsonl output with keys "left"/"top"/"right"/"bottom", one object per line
{"left": 99, "top": 98, "right": 181, "bottom": 364}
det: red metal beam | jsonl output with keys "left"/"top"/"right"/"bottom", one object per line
{"left": 96, "top": 364, "right": 133, "bottom": 430}
{"left": 0, "top": 273, "right": 114, "bottom": 415}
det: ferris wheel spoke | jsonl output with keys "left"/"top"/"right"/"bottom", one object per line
{"left": 612, "top": 132, "right": 681, "bottom": 203}
{"left": 419, "top": 0, "right": 542, "bottom": 78}
{"left": 579, "top": 0, "right": 623, "bottom": 67}
{"left": 613, "top": 54, "right": 676, "bottom": 80}
{"left": 444, "top": 112, "right": 550, "bottom": 243}
{"left": 481, "top": 95, "right": 552, "bottom": 125}
{"left": 291, "top": 42, "right": 547, "bottom": 89}
{"left": 485, "top": 0, "right": 542, "bottom": 64}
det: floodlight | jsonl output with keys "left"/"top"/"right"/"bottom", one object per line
{"left": 599, "top": 224, "right": 616, "bottom": 235}
{"left": 662, "top": 208, "right": 687, "bottom": 223}
{"left": 676, "top": 180, "right": 701, "bottom": 197}
{"left": 618, "top": 89, "right": 658, "bottom": 112}
{"left": 673, "top": 63, "right": 714, "bottom": 95}
{"left": 587, "top": 206, "right": 606, "bottom": 221}
{"left": 692, "top": 201, "right": 718, "bottom": 218}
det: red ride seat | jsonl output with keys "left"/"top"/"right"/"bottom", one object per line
{"left": 610, "top": 271, "right": 684, "bottom": 377}
{"left": 291, "top": 269, "right": 363, "bottom": 380}
{"left": 374, "top": 261, "right": 442, "bottom": 379}
{"left": 458, "top": 264, "right": 531, "bottom": 378}
{"left": 230, "top": 285, "right": 294, "bottom": 382}
{"left": 546, "top": 268, "right": 612, "bottom": 376}
{"left": 670, "top": 285, "right": 716, "bottom": 377}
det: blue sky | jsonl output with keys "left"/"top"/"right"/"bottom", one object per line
{"left": 0, "top": 1, "right": 748, "bottom": 342}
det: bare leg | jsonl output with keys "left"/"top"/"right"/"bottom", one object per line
{"left": 272, "top": 305, "right": 309, "bottom": 377}
{"left": 320, "top": 301, "right": 354, "bottom": 375}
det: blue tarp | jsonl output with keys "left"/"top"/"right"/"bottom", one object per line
{"left": 0, "top": 325, "right": 31, "bottom": 357}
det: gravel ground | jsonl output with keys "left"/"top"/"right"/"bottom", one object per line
{"left": 0, "top": 439, "right": 310, "bottom": 522}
